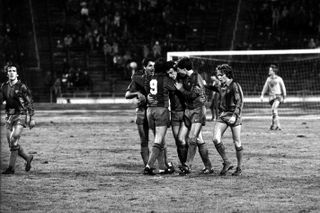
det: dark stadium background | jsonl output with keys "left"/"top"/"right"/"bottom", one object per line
{"left": 1, "top": 0, "right": 319, "bottom": 102}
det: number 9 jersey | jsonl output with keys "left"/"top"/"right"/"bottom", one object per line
{"left": 145, "top": 73, "right": 176, "bottom": 108}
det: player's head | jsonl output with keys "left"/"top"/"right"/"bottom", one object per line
{"left": 154, "top": 58, "right": 167, "bottom": 74}
{"left": 216, "top": 64, "right": 233, "bottom": 83}
{"left": 166, "top": 61, "right": 177, "bottom": 80}
{"left": 269, "top": 64, "right": 278, "bottom": 76}
{"left": 5, "top": 62, "right": 19, "bottom": 81}
{"left": 176, "top": 57, "right": 193, "bottom": 76}
{"left": 142, "top": 57, "right": 155, "bottom": 76}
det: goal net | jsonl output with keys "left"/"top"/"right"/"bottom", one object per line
{"left": 167, "top": 49, "right": 320, "bottom": 117}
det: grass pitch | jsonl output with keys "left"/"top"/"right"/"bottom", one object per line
{"left": 1, "top": 108, "right": 319, "bottom": 212}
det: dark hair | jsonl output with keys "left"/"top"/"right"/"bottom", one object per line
{"left": 269, "top": 64, "right": 278, "bottom": 73}
{"left": 166, "top": 61, "right": 176, "bottom": 71}
{"left": 142, "top": 57, "right": 155, "bottom": 67}
{"left": 154, "top": 58, "right": 167, "bottom": 73}
{"left": 216, "top": 64, "right": 233, "bottom": 79}
{"left": 5, "top": 62, "right": 19, "bottom": 73}
{"left": 176, "top": 57, "right": 193, "bottom": 70}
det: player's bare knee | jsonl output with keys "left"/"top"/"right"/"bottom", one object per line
{"left": 10, "top": 134, "right": 20, "bottom": 144}
{"left": 176, "top": 137, "right": 186, "bottom": 147}
{"left": 187, "top": 137, "right": 197, "bottom": 146}
{"left": 10, "top": 144, "right": 20, "bottom": 151}
{"left": 196, "top": 138, "right": 205, "bottom": 145}
{"left": 233, "top": 140, "right": 241, "bottom": 148}
{"left": 212, "top": 138, "right": 220, "bottom": 145}
{"left": 178, "top": 136, "right": 186, "bottom": 145}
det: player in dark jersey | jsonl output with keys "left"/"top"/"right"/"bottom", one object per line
{"left": 143, "top": 58, "right": 176, "bottom": 175}
{"left": 166, "top": 61, "right": 188, "bottom": 166}
{"left": 174, "top": 57, "right": 213, "bottom": 175}
{"left": 1, "top": 63, "right": 35, "bottom": 174}
{"left": 125, "top": 57, "right": 155, "bottom": 167}
{"left": 206, "top": 64, "right": 244, "bottom": 176}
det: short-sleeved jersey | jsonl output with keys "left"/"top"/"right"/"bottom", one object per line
{"left": 261, "top": 75, "right": 286, "bottom": 97}
{"left": 180, "top": 72, "right": 206, "bottom": 109}
{"left": 1, "top": 80, "right": 34, "bottom": 116}
{"left": 145, "top": 73, "right": 176, "bottom": 108}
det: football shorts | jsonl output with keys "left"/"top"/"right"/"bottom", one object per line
{"left": 147, "top": 107, "right": 170, "bottom": 130}
{"left": 135, "top": 107, "right": 147, "bottom": 125}
{"left": 171, "top": 110, "right": 184, "bottom": 126}
{"left": 6, "top": 114, "right": 27, "bottom": 130}
{"left": 269, "top": 94, "right": 284, "bottom": 105}
{"left": 183, "top": 106, "right": 206, "bottom": 128}
{"left": 217, "top": 111, "right": 242, "bottom": 127}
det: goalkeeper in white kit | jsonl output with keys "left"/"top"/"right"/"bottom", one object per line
{"left": 260, "top": 64, "right": 287, "bottom": 130}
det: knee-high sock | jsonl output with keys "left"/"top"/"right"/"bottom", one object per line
{"left": 235, "top": 146, "right": 243, "bottom": 168}
{"left": 147, "top": 144, "right": 162, "bottom": 168}
{"left": 177, "top": 144, "right": 188, "bottom": 165}
{"left": 185, "top": 138, "right": 197, "bottom": 168}
{"left": 140, "top": 146, "right": 149, "bottom": 166}
{"left": 18, "top": 146, "right": 30, "bottom": 162}
{"left": 9, "top": 150, "right": 18, "bottom": 170}
{"left": 215, "top": 142, "right": 229, "bottom": 163}
{"left": 198, "top": 143, "right": 212, "bottom": 169}
{"left": 157, "top": 147, "right": 166, "bottom": 170}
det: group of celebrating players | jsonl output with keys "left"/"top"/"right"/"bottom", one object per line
{"left": 1, "top": 59, "right": 286, "bottom": 176}
{"left": 125, "top": 57, "right": 245, "bottom": 176}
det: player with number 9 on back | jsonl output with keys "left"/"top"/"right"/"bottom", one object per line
{"left": 143, "top": 58, "right": 176, "bottom": 175}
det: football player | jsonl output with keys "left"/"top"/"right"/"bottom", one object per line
{"left": 125, "top": 57, "right": 155, "bottom": 166}
{"left": 1, "top": 63, "right": 35, "bottom": 174}
{"left": 174, "top": 57, "right": 213, "bottom": 175}
{"left": 143, "top": 58, "right": 176, "bottom": 175}
{"left": 206, "top": 64, "right": 244, "bottom": 176}
{"left": 260, "top": 64, "right": 286, "bottom": 130}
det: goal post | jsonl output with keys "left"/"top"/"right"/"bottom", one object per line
{"left": 167, "top": 49, "right": 320, "bottom": 116}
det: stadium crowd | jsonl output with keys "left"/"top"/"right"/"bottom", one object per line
{"left": 236, "top": 0, "right": 320, "bottom": 50}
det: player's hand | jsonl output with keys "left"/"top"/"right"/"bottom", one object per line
{"left": 147, "top": 94, "right": 154, "bottom": 103}
{"left": 175, "top": 82, "right": 183, "bottom": 90}
{"left": 29, "top": 119, "right": 36, "bottom": 129}
{"left": 228, "top": 115, "right": 236, "bottom": 124}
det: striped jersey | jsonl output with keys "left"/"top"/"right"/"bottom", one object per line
{"left": 145, "top": 73, "right": 176, "bottom": 108}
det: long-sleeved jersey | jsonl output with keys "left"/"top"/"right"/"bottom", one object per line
{"left": 169, "top": 89, "right": 185, "bottom": 111}
{"left": 261, "top": 75, "right": 286, "bottom": 97}
{"left": 179, "top": 72, "right": 206, "bottom": 110}
{"left": 126, "top": 72, "right": 148, "bottom": 108}
{"left": 145, "top": 73, "right": 176, "bottom": 108}
{"left": 1, "top": 80, "right": 34, "bottom": 116}
{"left": 206, "top": 80, "right": 244, "bottom": 118}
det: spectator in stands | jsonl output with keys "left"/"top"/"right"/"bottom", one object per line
{"left": 308, "top": 38, "right": 317, "bottom": 48}
{"left": 80, "top": 1, "right": 89, "bottom": 18}
{"left": 152, "top": 41, "right": 161, "bottom": 58}
{"left": 113, "top": 11, "right": 121, "bottom": 28}
{"left": 56, "top": 40, "right": 64, "bottom": 50}
{"left": 52, "top": 76, "right": 62, "bottom": 99}
{"left": 81, "top": 71, "right": 93, "bottom": 91}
